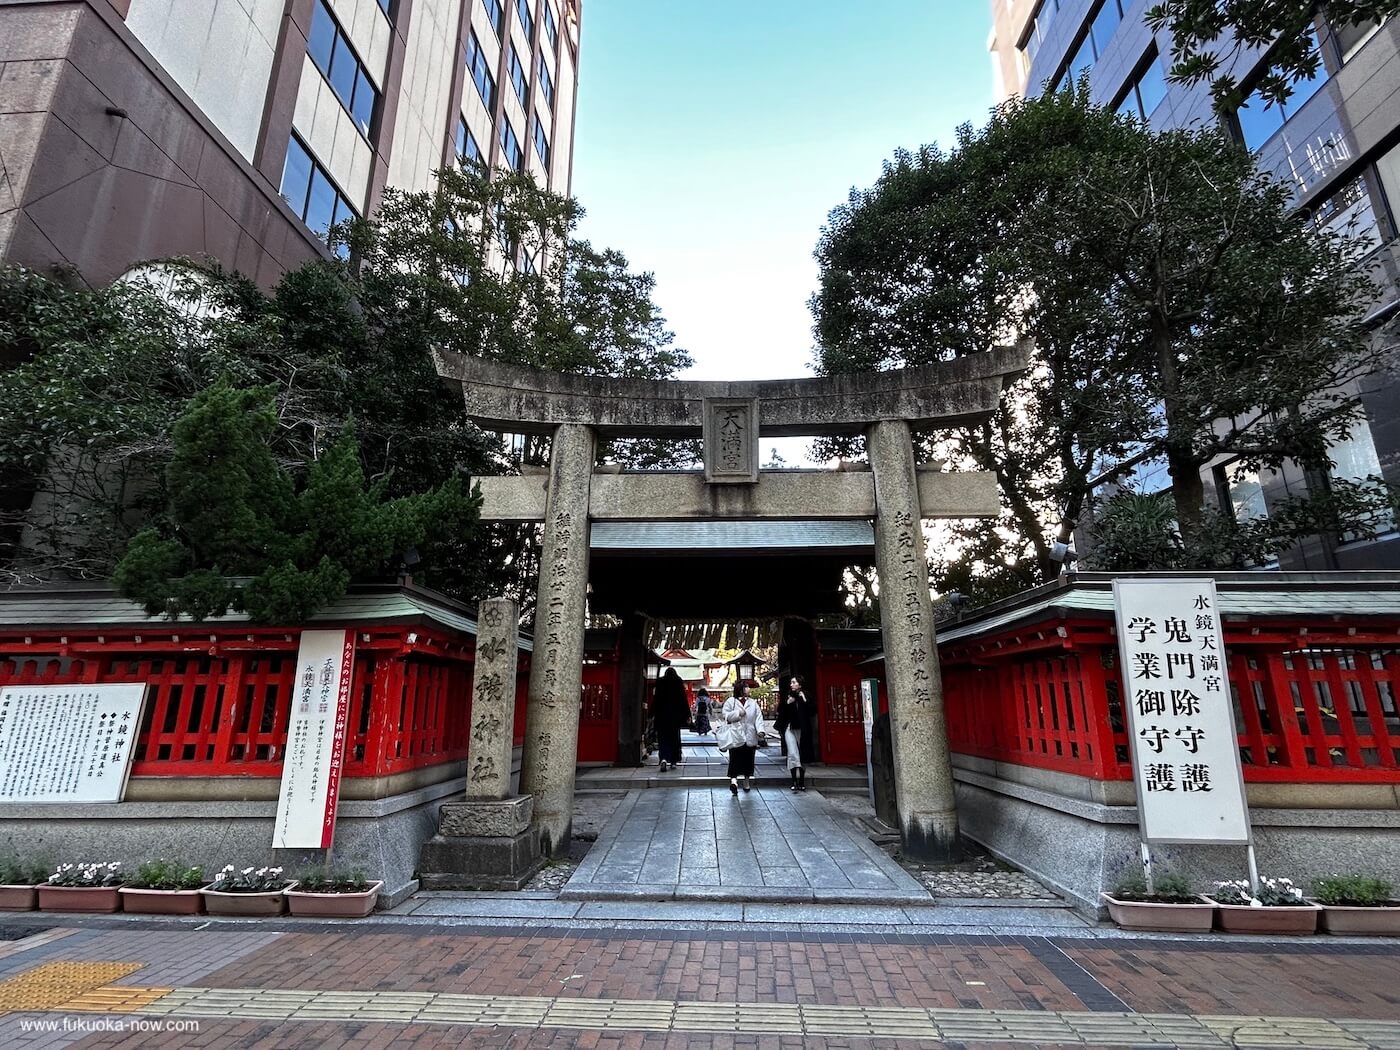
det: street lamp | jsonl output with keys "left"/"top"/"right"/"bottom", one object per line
{"left": 726, "top": 649, "right": 759, "bottom": 685}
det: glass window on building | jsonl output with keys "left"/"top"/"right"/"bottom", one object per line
{"left": 1310, "top": 175, "right": 1381, "bottom": 247}
{"left": 539, "top": 60, "right": 555, "bottom": 110}
{"left": 533, "top": 113, "right": 550, "bottom": 169}
{"left": 306, "top": 0, "right": 379, "bottom": 137}
{"left": 1374, "top": 139, "right": 1400, "bottom": 239}
{"left": 455, "top": 118, "right": 482, "bottom": 167}
{"left": 1331, "top": 16, "right": 1385, "bottom": 63}
{"left": 1068, "top": 34, "right": 1095, "bottom": 84}
{"left": 482, "top": 0, "right": 505, "bottom": 38}
{"left": 517, "top": 0, "right": 534, "bottom": 40}
{"left": 508, "top": 44, "right": 528, "bottom": 105}
{"left": 1221, "top": 461, "right": 1269, "bottom": 522}
{"left": 1234, "top": 40, "right": 1328, "bottom": 151}
{"left": 1117, "top": 48, "right": 1168, "bottom": 121}
{"left": 280, "top": 135, "right": 356, "bottom": 258}
{"left": 500, "top": 117, "right": 524, "bottom": 171}
{"left": 1089, "top": 0, "right": 1123, "bottom": 57}
{"left": 1330, "top": 424, "right": 1396, "bottom": 540}
{"left": 544, "top": 3, "right": 559, "bottom": 49}
{"left": 466, "top": 31, "right": 497, "bottom": 113}
{"left": 376, "top": 0, "right": 391, "bottom": 16}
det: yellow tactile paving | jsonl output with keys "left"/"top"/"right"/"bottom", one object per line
{"left": 7, "top": 972, "right": 1400, "bottom": 1047}
{"left": 64, "top": 984, "right": 173, "bottom": 1013}
{"left": 0, "top": 961, "right": 143, "bottom": 1015}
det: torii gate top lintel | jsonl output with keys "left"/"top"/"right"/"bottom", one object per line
{"left": 436, "top": 344, "right": 1029, "bottom": 438}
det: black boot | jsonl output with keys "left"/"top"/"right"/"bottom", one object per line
{"left": 798, "top": 769, "right": 807, "bottom": 791}
{"left": 790, "top": 770, "right": 799, "bottom": 792}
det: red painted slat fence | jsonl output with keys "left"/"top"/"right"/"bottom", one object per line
{"left": 942, "top": 618, "right": 1400, "bottom": 783}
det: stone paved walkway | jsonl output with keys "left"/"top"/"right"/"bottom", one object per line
{"left": 3, "top": 921, "right": 1400, "bottom": 1048}
{"left": 559, "top": 788, "right": 930, "bottom": 902}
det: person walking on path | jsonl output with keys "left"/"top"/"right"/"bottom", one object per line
{"left": 776, "top": 676, "right": 812, "bottom": 792}
{"left": 692, "top": 687, "right": 712, "bottom": 736}
{"left": 652, "top": 667, "right": 690, "bottom": 772}
{"left": 721, "top": 681, "right": 761, "bottom": 795}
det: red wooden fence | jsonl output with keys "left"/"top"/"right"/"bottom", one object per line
{"left": 942, "top": 618, "right": 1400, "bottom": 783}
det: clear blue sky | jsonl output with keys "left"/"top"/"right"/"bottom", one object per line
{"left": 571, "top": 1, "right": 997, "bottom": 387}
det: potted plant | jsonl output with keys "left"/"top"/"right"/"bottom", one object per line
{"left": 118, "top": 860, "right": 208, "bottom": 915}
{"left": 286, "top": 868, "right": 383, "bottom": 918}
{"left": 1311, "top": 875, "right": 1400, "bottom": 936}
{"left": 1205, "top": 876, "right": 1321, "bottom": 934}
{"left": 201, "top": 865, "right": 294, "bottom": 917}
{"left": 0, "top": 858, "right": 49, "bottom": 911}
{"left": 38, "top": 862, "right": 124, "bottom": 913}
{"left": 1101, "top": 872, "right": 1214, "bottom": 932}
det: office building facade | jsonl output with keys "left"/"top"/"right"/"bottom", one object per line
{"left": 0, "top": 0, "right": 581, "bottom": 288}
{"left": 988, "top": 1, "right": 1400, "bottom": 569}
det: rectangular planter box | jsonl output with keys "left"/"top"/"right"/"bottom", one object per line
{"left": 286, "top": 881, "right": 385, "bottom": 919}
{"left": 1318, "top": 902, "right": 1400, "bottom": 936}
{"left": 1101, "top": 893, "right": 1215, "bottom": 933}
{"left": 0, "top": 885, "right": 38, "bottom": 911}
{"left": 119, "top": 886, "right": 208, "bottom": 915}
{"left": 1204, "top": 897, "right": 1321, "bottom": 934}
{"left": 201, "top": 882, "right": 295, "bottom": 917}
{"left": 37, "top": 885, "right": 122, "bottom": 913}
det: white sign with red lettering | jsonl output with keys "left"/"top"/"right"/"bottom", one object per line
{"left": 1113, "top": 578, "right": 1251, "bottom": 845}
{"left": 273, "top": 629, "right": 354, "bottom": 849}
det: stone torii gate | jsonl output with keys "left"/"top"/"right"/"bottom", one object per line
{"left": 437, "top": 347, "right": 1027, "bottom": 862}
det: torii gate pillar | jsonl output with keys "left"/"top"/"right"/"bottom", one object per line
{"left": 519, "top": 422, "right": 596, "bottom": 858}
{"left": 868, "top": 419, "right": 960, "bottom": 860}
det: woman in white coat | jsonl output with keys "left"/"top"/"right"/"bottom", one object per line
{"left": 721, "top": 681, "right": 761, "bottom": 795}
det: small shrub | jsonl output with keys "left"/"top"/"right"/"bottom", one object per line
{"left": 295, "top": 868, "right": 371, "bottom": 894}
{"left": 126, "top": 860, "right": 205, "bottom": 891}
{"left": 1111, "top": 871, "right": 1198, "bottom": 904}
{"left": 206, "top": 865, "right": 288, "bottom": 893}
{"left": 0, "top": 857, "right": 50, "bottom": 885}
{"left": 1211, "top": 876, "right": 1305, "bottom": 907}
{"left": 1311, "top": 875, "right": 1395, "bottom": 907}
{"left": 47, "top": 862, "right": 123, "bottom": 888}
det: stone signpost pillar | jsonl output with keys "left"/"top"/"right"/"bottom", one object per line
{"left": 867, "top": 419, "right": 961, "bottom": 861}
{"left": 418, "top": 597, "right": 543, "bottom": 889}
{"left": 521, "top": 422, "right": 597, "bottom": 858}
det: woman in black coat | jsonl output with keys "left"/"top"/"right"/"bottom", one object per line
{"left": 651, "top": 667, "right": 690, "bottom": 772}
{"left": 774, "top": 676, "right": 813, "bottom": 791}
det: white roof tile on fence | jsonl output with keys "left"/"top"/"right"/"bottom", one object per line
{"left": 937, "top": 582, "right": 1400, "bottom": 645}
{"left": 0, "top": 587, "right": 502, "bottom": 642}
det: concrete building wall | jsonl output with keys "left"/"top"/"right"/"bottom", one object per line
{"left": 0, "top": 0, "right": 325, "bottom": 288}
{"left": 1, "top": 0, "right": 583, "bottom": 285}
{"left": 388, "top": 0, "right": 461, "bottom": 191}
{"left": 124, "top": 0, "right": 282, "bottom": 161}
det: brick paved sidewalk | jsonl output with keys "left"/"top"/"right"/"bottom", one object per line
{"left": 1, "top": 921, "right": 1398, "bottom": 1048}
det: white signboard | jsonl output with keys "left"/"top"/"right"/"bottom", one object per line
{"left": 1114, "top": 579, "right": 1251, "bottom": 845}
{"left": 273, "top": 629, "right": 354, "bottom": 849}
{"left": 0, "top": 684, "right": 147, "bottom": 803}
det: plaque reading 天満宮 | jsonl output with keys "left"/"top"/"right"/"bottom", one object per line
{"left": 702, "top": 397, "right": 760, "bottom": 483}
{"left": 0, "top": 683, "right": 147, "bottom": 803}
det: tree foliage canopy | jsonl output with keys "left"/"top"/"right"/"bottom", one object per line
{"left": 812, "top": 89, "right": 1390, "bottom": 604}
{"left": 1144, "top": 1, "right": 1400, "bottom": 110}
{"left": 1, "top": 164, "right": 691, "bottom": 618}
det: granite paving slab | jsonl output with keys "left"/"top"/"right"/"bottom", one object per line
{"left": 560, "top": 786, "right": 931, "bottom": 903}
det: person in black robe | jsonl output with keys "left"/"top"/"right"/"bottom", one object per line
{"left": 651, "top": 667, "right": 690, "bottom": 772}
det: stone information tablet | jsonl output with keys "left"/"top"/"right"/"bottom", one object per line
{"left": 273, "top": 629, "right": 355, "bottom": 849}
{"left": 1113, "top": 578, "right": 1251, "bottom": 845}
{"left": 0, "top": 683, "right": 147, "bottom": 803}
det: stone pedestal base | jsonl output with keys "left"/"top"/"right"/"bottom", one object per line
{"left": 417, "top": 796, "right": 544, "bottom": 891}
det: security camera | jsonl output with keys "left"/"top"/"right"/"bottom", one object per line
{"left": 1049, "top": 540, "right": 1078, "bottom": 565}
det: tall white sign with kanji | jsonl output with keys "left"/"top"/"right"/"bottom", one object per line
{"left": 273, "top": 629, "right": 355, "bottom": 849}
{"left": 0, "top": 684, "right": 146, "bottom": 802}
{"left": 1113, "top": 578, "right": 1251, "bottom": 845}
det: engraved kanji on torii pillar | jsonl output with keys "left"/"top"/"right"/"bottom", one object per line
{"left": 438, "top": 344, "right": 1029, "bottom": 865}
{"left": 518, "top": 422, "right": 596, "bottom": 858}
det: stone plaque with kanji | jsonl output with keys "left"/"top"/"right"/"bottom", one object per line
{"left": 702, "top": 397, "right": 760, "bottom": 483}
